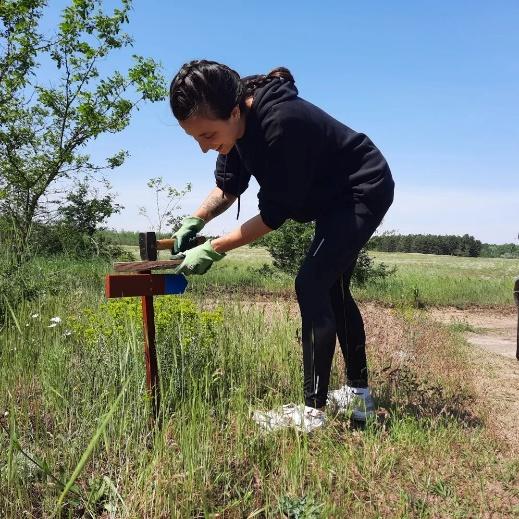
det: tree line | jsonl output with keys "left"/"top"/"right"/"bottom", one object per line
{"left": 366, "top": 232, "right": 519, "bottom": 258}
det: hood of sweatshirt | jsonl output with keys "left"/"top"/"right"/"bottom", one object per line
{"left": 221, "top": 78, "right": 299, "bottom": 221}
{"left": 215, "top": 75, "right": 393, "bottom": 228}
{"left": 251, "top": 77, "right": 299, "bottom": 120}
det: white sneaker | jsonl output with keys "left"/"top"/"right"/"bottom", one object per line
{"left": 252, "top": 404, "right": 326, "bottom": 433}
{"left": 327, "top": 386, "right": 375, "bottom": 421}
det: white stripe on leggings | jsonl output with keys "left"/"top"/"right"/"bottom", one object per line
{"left": 313, "top": 238, "right": 325, "bottom": 256}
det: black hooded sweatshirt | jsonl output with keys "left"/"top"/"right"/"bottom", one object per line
{"left": 214, "top": 77, "right": 394, "bottom": 230}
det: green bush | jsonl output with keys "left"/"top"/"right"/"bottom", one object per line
{"left": 0, "top": 254, "right": 41, "bottom": 323}
{"left": 70, "top": 296, "right": 222, "bottom": 346}
{"left": 31, "top": 223, "right": 132, "bottom": 261}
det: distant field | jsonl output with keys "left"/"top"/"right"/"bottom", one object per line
{"left": 370, "top": 251, "right": 519, "bottom": 278}
{"left": 122, "top": 246, "right": 519, "bottom": 307}
{"left": 364, "top": 251, "right": 518, "bottom": 308}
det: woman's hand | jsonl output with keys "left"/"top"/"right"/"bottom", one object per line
{"left": 173, "top": 214, "right": 272, "bottom": 275}
{"left": 173, "top": 240, "right": 225, "bottom": 275}
{"left": 171, "top": 216, "right": 205, "bottom": 253}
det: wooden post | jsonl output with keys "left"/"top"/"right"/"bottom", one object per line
{"left": 140, "top": 270, "right": 160, "bottom": 420}
{"left": 105, "top": 262, "right": 187, "bottom": 422}
{"left": 514, "top": 277, "right": 519, "bottom": 361}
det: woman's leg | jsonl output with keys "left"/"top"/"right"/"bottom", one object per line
{"left": 296, "top": 202, "right": 385, "bottom": 409}
{"left": 296, "top": 267, "right": 338, "bottom": 409}
{"left": 330, "top": 262, "right": 369, "bottom": 388}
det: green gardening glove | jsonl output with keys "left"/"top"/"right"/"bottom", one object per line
{"left": 171, "top": 216, "right": 205, "bottom": 254}
{"left": 173, "top": 240, "right": 225, "bottom": 275}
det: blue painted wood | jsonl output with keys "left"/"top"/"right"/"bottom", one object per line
{"left": 164, "top": 274, "right": 188, "bottom": 295}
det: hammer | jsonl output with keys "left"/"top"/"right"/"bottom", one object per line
{"left": 139, "top": 232, "right": 206, "bottom": 261}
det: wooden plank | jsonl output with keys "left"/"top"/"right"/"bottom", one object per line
{"left": 113, "top": 259, "right": 183, "bottom": 272}
{"left": 105, "top": 273, "right": 188, "bottom": 298}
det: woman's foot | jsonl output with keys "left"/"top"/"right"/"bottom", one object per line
{"left": 252, "top": 404, "right": 326, "bottom": 432}
{"left": 327, "top": 385, "right": 375, "bottom": 421}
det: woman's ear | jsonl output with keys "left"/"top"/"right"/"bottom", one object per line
{"left": 231, "top": 105, "right": 240, "bottom": 120}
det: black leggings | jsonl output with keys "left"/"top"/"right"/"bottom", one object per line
{"left": 295, "top": 200, "right": 391, "bottom": 409}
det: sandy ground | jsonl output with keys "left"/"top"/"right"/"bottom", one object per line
{"left": 427, "top": 306, "right": 519, "bottom": 453}
{"left": 428, "top": 306, "right": 517, "bottom": 359}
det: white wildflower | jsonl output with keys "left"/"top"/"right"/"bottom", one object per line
{"left": 31, "top": 313, "right": 39, "bottom": 318}
{"left": 50, "top": 316, "right": 62, "bottom": 324}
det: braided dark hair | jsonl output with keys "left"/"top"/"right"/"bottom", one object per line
{"left": 170, "top": 60, "right": 295, "bottom": 121}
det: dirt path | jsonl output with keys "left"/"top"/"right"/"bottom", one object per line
{"left": 427, "top": 306, "right": 519, "bottom": 453}
{"left": 428, "top": 306, "right": 517, "bottom": 359}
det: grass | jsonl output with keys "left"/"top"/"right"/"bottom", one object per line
{"left": 361, "top": 251, "right": 519, "bottom": 308}
{"left": 1, "top": 251, "right": 517, "bottom": 516}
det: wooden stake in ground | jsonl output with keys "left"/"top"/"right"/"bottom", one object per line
{"left": 105, "top": 261, "right": 187, "bottom": 422}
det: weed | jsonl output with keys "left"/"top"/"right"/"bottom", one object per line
{"left": 446, "top": 319, "right": 479, "bottom": 334}
{"left": 1, "top": 252, "right": 517, "bottom": 517}
{"left": 278, "top": 494, "right": 323, "bottom": 519}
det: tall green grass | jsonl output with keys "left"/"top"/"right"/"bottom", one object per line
{"left": 73, "top": 245, "right": 519, "bottom": 308}
{"left": 1, "top": 265, "right": 517, "bottom": 516}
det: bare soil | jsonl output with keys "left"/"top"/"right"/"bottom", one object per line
{"left": 427, "top": 305, "right": 519, "bottom": 454}
{"left": 428, "top": 306, "right": 517, "bottom": 359}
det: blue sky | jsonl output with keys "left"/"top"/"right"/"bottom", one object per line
{"left": 47, "top": 1, "right": 519, "bottom": 243}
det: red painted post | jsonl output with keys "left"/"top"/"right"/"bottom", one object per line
{"left": 140, "top": 270, "right": 160, "bottom": 421}
{"left": 104, "top": 263, "right": 188, "bottom": 423}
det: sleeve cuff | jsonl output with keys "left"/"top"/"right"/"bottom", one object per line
{"left": 260, "top": 210, "right": 286, "bottom": 230}
{"left": 215, "top": 179, "right": 242, "bottom": 197}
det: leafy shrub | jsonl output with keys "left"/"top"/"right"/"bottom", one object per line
{"left": 252, "top": 221, "right": 315, "bottom": 275}
{"left": 278, "top": 494, "right": 323, "bottom": 519}
{"left": 353, "top": 248, "right": 396, "bottom": 286}
{"left": 70, "top": 296, "right": 222, "bottom": 347}
{"left": 0, "top": 257, "right": 38, "bottom": 323}
{"left": 29, "top": 181, "right": 132, "bottom": 260}
{"left": 31, "top": 223, "right": 133, "bottom": 261}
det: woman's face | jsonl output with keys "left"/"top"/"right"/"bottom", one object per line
{"left": 179, "top": 105, "right": 244, "bottom": 155}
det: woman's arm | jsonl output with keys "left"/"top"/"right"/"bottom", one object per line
{"left": 211, "top": 214, "right": 272, "bottom": 254}
{"left": 193, "top": 187, "right": 237, "bottom": 223}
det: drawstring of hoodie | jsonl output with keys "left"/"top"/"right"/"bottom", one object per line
{"left": 221, "top": 153, "right": 241, "bottom": 220}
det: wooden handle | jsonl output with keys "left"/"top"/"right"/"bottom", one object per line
{"left": 156, "top": 238, "right": 175, "bottom": 251}
{"left": 156, "top": 236, "right": 206, "bottom": 251}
